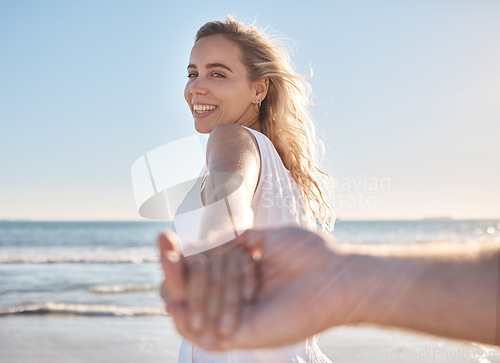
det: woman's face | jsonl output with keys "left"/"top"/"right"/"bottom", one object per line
{"left": 184, "top": 35, "right": 261, "bottom": 134}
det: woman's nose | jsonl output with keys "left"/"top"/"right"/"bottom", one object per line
{"left": 188, "top": 77, "right": 208, "bottom": 95}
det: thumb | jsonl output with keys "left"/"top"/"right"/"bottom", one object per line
{"left": 232, "top": 229, "right": 265, "bottom": 260}
{"left": 158, "top": 230, "right": 186, "bottom": 301}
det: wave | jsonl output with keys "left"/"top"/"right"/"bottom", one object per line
{"left": 0, "top": 302, "right": 167, "bottom": 317}
{"left": 0, "top": 247, "right": 158, "bottom": 264}
{"left": 88, "top": 284, "right": 159, "bottom": 294}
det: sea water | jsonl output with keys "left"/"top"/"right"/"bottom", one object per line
{"left": 1, "top": 219, "right": 499, "bottom": 317}
{"left": 2, "top": 220, "right": 500, "bottom": 363}
{"left": 0, "top": 221, "right": 169, "bottom": 315}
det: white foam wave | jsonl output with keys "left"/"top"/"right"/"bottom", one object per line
{"left": 0, "top": 247, "right": 158, "bottom": 264}
{"left": 88, "top": 284, "right": 159, "bottom": 294}
{"left": 0, "top": 302, "right": 167, "bottom": 317}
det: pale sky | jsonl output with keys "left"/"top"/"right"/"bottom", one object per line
{"left": 1, "top": 0, "right": 499, "bottom": 221}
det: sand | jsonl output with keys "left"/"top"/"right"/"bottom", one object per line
{"left": 0, "top": 315, "right": 179, "bottom": 363}
{"left": 1, "top": 315, "right": 499, "bottom": 362}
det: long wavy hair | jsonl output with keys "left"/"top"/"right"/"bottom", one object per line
{"left": 195, "top": 16, "right": 334, "bottom": 231}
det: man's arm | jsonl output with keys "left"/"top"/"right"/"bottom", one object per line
{"left": 338, "top": 240, "right": 500, "bottom": 345}
{"left": 160, "top": 227, "right": 500, "bottom": 350}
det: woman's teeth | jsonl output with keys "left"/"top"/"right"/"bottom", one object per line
{"left": 193, "top": 105, "right": 216, "bottom": 113}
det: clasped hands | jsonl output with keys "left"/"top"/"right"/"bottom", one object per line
{"left": 159, "top": 229, "right": 260, "bottom": 349}
{"left": 158, "top": 227, "right": 353, "bottom": 351}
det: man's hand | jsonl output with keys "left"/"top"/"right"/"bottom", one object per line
{"left": 158, "top": 230, "right": 259, "bottom": 344}
{"left": 160, "top": 227, "right": 358, "bottom": 350}
{"left": 160, "top": 227, "right": 500, "bottom": 349}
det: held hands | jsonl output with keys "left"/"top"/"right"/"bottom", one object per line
{"left": 158, "top": 230, "right": 259, "bottom": 347}
{"left": 158, "top": 227, "right": 358, "bottom": 350}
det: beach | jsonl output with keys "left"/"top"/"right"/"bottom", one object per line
{"left": 1, "top": 220, "right": 500, "bottom": 362}
{"left": 0, "top": 315, "right": 180, "bottom": 363}
{"left": 2, "top": 315, "right": 499, "bottom": 362}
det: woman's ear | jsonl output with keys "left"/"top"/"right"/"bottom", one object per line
{"left": 253, "top": 77, "right": 269, "bottom": 100}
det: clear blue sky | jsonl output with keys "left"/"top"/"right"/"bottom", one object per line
{"left": 1, "top": 0, "right": 499, "bottom": 220}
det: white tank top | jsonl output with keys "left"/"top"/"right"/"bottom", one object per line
{"left": 177, "top": 126, "right": 331, "bottom": 363}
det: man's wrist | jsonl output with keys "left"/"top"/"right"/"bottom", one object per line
{"left": 322, "top": 244, "right": 406, "bottom": 328}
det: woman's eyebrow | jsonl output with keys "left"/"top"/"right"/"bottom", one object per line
{"left": 206, "top": 63, "right": 233, "bottom": 72}
{"left": 187, "top": 63, "right": 233, "bottom": 72}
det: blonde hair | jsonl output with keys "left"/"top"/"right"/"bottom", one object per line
{"left": 195, "top": 17, "right": 334, "bottom": 231}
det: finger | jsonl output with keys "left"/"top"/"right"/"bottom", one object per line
{"left": 158, "top": 231, "right": 185, "bottom": 301}
{"left": 218, "top": 249, "right": 240, "bottom": 336}
{"left": 160, "top": 280, "right": 175, "bottom": 314}
{"left": 205, "top": 253, "right": 224, "bottom": 334}
{"left": 232, "top": 229, "right": 264, "bottom": 260}
{"left": 186, "top": 253, "right": 209, "bottom": 332}
{"left": 157, "top": 229, "right": 183, "bottom": 254}
{"left": 168, "top": 302, "right": 203, "bottom": 346}
{"left": 170, "top": 304, "right": 229, "bottom": 352}
{"left": 160, "top": 280, "right": 169, "bottom": 303}
{"left": 208, "top": 304, "right": 260, "bottom": 351}
{"left": 169, "top": 301, "right": 223, "bottom": 351}
{"left": 240, "top": 249, "right": 259, "bottom": 302}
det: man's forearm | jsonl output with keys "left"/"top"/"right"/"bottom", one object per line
{"left": 327, "top": 239, "right": 500, "bottom": 345}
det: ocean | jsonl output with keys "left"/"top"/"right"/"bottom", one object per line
{"left": 1, "top": 219, "right": 499, "bottom": 362}
{"left": 0, "top": 221, "right": 169, "bottom": 316}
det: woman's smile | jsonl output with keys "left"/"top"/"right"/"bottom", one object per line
{"left": 184, "top": 34, "right": 262, "bottom": 133}
{"left": 193, "top": 104, "right": 217, "bottom": 114}
{"left": 192, "top": 104, "right": 218, "bottom": 119}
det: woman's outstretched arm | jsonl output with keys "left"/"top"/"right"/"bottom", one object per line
{"left": 176, "top": 123, "right": 260, "bottom": 255}
{"left": 162, "top": 123, "right": 262, "bottom": 338}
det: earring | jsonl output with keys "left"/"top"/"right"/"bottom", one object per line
{"left": 254, "top": 97, "right": 265, "bottom": 114}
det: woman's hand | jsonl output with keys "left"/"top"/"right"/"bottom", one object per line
{"left": 164, "top": 227, "right": 354, "bottom": 351}
{"left": 158, "top": 231, "right": 186, "bottom": 312}
{"left": 158, "top": 230, "right": 259, "bottom": 344}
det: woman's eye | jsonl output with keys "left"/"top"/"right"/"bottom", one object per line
{"left": 187, "top": 73, "right": 198, "bottom": 78}
{"left": 212, "top": 72, "right": 225, "bottom": 78}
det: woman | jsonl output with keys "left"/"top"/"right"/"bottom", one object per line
{"left": 163, "top": 16, "right": 334, "bottom": 362}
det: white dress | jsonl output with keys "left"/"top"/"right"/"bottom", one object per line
{"left": 175, "top": 126, "right": 332, "bottom": 363}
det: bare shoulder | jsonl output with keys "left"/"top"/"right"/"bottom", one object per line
{"left": 206, "top": 124, "right": 261, "bottom": 174}
{"left": 208, "top": 124, "right": 259, "bottom": 154}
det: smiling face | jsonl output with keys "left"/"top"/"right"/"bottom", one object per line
{"left": 184, "top": 35, "right": 264, "bottom": 134}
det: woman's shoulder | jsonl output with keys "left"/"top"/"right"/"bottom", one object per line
{"left": 207, "top": 124, "right": 260, "bottom": 159}
{"left": 205, "top": 124, "right": 261, "bottom": 182}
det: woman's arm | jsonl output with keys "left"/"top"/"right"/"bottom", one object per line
{"left": 162, "top": 124, "right": 262, "bottom": 337}
{"left": 202, "top": 123, "right": 260, "bottom": 206}
{"left": 177, "top": 124, "right": 260, "bottom": 255}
